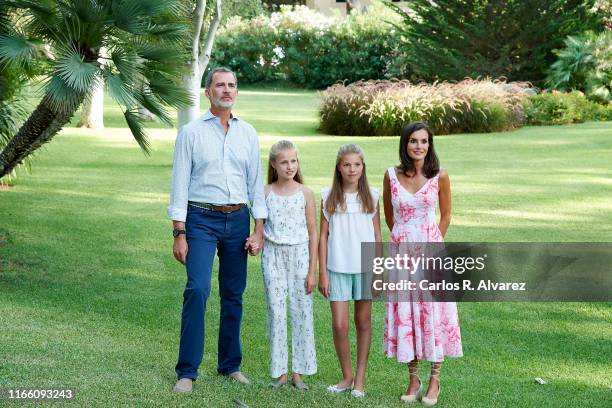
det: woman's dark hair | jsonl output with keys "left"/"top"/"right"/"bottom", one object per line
{"left": 399, "top": 121, "right": 440, "bottom": 178}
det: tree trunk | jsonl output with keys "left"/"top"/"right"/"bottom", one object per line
{"left": 76, "top": 49, "right": 107, "bottom": 129}
{"left": 76, "top": 79, "right": 104, "bottom": 128}
{"left": 0, "top": 95, "right": 82, "bottom": 178}
{"left": 177, "top": 0, "right": 222, "bottom": 129}
{"left": 177, "top": 71, "right": 202, "bottom": 126}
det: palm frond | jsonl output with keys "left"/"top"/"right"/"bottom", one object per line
{"left": 111, "top": 1, "right": 150, "bottom": 35}
{"left": 123, "top": 109, "right": 151, "bottom": 155}
{"left": 54, "top": 43, "right": 99, "bottom": 93}
{"left": 146, "top": 71, "right": 192, "bottom": 109}
{"left": 67, "top": 0, "right": 109, "bottom": 24}
{"left": 0, "top": 99, "right": 27, "bottom": 144}
{"left": 108, "top": 46, "right": 142, "bottom": 81}
{"left": 143, "top": 59, "right": 186, "bottom": 79}
{"left": 0, "top": 30, "right": 39, "bottom": 69}
{"left": 136, "top": 0, "right": 186, "bottom": 18}
{"left": 111, "top": 0, "right": 188, "bottom": 36}
{"left": 42, "top": 75, "right": 82, "bottom": 113}
{"left": 13, "top": 0, "right": 59, "bottom": 41}
{"left": 0, "top": 7, "right": 10, "bottom": 30}
{"left": 104, "top": 68, "right": 138, "bottom": 109}
{"left": 145, "top": 22, "right": 190, "bottom": 41}
{"left": 134, "top": 42, "right": 183, "bottom": 64}
{"left": 135, "top": 90, "right": 172, "bottom": 125}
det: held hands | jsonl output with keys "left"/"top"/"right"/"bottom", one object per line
{"left": 304, "top": 272, "right": 316, "bottom": 294}
{"left": 244, "top": 231, "right": 263, "bottom": 256}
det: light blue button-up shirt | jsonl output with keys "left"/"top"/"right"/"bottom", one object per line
{"left": 167, "top": 110, "right": 267, "bottom": 222}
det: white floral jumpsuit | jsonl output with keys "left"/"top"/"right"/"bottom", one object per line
{"left": 262, "top": 188, "right": 317, "bottom": 378}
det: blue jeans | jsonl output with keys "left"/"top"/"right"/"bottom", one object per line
{"left": 175, "top": 205, "right": 250, "bottom": 380}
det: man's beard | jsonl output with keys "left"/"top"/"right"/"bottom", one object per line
{"left": 213, "top": 97, "right": 234, "bottom": 109}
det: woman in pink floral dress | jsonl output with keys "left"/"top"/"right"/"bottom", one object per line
{"left": 382, "top": 122, "right": 463, "bottom": 406}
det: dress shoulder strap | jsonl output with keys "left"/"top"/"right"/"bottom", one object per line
{"left": 387, "top": 166, "right": 398, "bottom": 181}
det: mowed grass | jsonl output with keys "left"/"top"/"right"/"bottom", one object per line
{"left": 1, "top": 88, "right": 611, "bottom": 408}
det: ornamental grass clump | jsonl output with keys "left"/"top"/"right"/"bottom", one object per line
{"left": 319, "top": 79, "right": 535, "bottom": 136}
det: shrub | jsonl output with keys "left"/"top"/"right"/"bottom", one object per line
{"left": 213, "top": 15, "right": 279, "bottom": 84}
{"left": 210, "top": 3, "right": 402, "bottom": 89}
{"left": 279, "top": 4, "right": 400, "bottom": 89}
{"left": 319, "top": 79, "right": 534, "bottom": 136}
{"left": 524, "top": 90, "right": 611, "bottom": 125}
{"left": 546, "top": 31, "right": 612, "bottom": 103}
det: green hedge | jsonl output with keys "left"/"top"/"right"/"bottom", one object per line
{"left": 525, "top": 91, "right": 612, "bottom": 125}
{"left": 211, "top": 4, "right": 401, "bottom": 89}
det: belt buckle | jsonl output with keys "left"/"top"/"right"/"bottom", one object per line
{"left": 221, "top": 205, "right": 234, "bottom": 214}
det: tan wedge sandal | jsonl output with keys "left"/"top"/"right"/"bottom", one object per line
{"left": 400, "top": 360, "right": 422, "bottom": 403}
{"left": 421, "top": 363, "right": 441, "bottom": 406}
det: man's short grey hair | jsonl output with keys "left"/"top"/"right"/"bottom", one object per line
{"left": 205, "top": 67, "right": 237, "bottom": 89}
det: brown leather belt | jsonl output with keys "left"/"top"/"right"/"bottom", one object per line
{"left": 188, "top": 201, "right": 247, "bottom": 213}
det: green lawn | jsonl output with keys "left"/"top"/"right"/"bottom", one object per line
{"left": 1, "top": 88, "right": 611, "bottom": 407}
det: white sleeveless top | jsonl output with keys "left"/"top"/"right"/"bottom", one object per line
{"left": 321, "top": 187, "right": 379, "bottom": 273}
{"left": 263, "top": 188, "right": 309, "bottom": 245}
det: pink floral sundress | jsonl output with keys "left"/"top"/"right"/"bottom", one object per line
{"left": 383, "top": 167, "right": 463, "bottom": 362}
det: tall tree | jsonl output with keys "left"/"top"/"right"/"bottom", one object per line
{"left": 0, "top": 0, "right": 191, "bottom": 179}
{"left": 388, "top": 0, "right": 600, "bottom": 85}
{"left": 177, "top": 0, "right": 222, "bottom": 128}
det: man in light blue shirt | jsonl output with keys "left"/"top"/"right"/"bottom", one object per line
{"left": 168, "top": 67, "right": 266, "bottom": 393}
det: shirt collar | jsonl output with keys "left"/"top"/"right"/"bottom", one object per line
{"left": 202, "top": 109, "right": 239, "bottom": 122}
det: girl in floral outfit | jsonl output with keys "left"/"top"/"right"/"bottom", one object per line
{"left": 262, "top": 140, "right": 317, "bottom": 390}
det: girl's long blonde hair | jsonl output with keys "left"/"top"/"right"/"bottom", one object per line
{"left": 267, "top": 139, "right": 303, "bottom": 184}
{"left": 325, "top": 144, "right": 374, "bottom": 215}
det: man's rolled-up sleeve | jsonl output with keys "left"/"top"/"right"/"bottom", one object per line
{"left": 167, "top": 127, "right": 192, "bottom": 222}
{"left": 247, "top": 130, "right": 267, "bottom": 220}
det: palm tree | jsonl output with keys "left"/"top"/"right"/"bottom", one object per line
{"left": 0, "top": 4, "right": 30, "bottom": 180}
{"left": 0, "top": 0, "right": 192, "bottom": 178}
